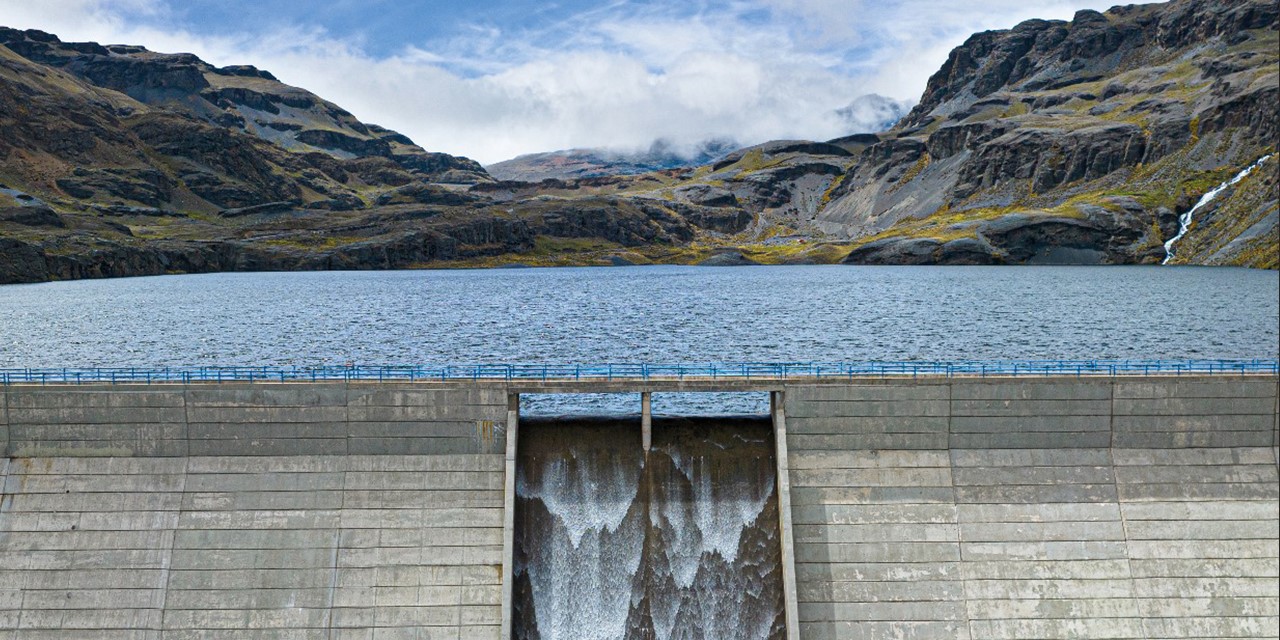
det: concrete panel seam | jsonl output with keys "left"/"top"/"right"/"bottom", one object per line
{"left": 948, "top": 421, "right": 977, "bottom": 639}
{"left": 345, "top": 380, "right": 353, "bottom": 460}
{"left": 182, "top": 386, "right": 191, "bottom": 458}
{"left": 157, "top": 454, "right": 189, "bottom": 628}
{"left": 322, "top": 454, "right": 348, "bottom": 635}
{"left": 947, "top": 380, "right": 954, "bottom": 451}
{"left": 1109, "top": 378, "right": 1116, "bottom": 451}
{"left": 2, "top": 384, "right": 9, "bottom": 456}
{"left": 1109, "top": 445, "right": 1147, "bottom": 640}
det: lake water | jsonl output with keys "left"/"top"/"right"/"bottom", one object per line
{"left": 2, "top": 265, "right": 1276, "bottom": 414}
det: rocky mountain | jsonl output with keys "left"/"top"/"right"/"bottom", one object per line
{"left": 829, "top": 0, "right": 1278, "bottom": 266}
{"left": 607, "top": 0, "right": 1277, "bottom": 267}
{"left": 0, "top": 29, "right": 741, "bottom": 283}
{"left": 486, "top": 139, "right": 740, "bottom": 182}
{"left": 471, "top": 0, "right": 1280, "bottom": 271}
{"left": 486, "top": 93, "right": 910, "bottom": 183}
{"left": 1, "top": 0, "right": 1276, "bottom": 283}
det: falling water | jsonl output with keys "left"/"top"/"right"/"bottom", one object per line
{"left": 514, "top": 417, "right": 785, "bottom": 640}
{"left": 1163, "top": 155, "right": 1273, "bottom": 264}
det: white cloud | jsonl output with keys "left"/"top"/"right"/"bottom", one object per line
{"left": 0, "top": 0, "right": 1115, "bottom": 164}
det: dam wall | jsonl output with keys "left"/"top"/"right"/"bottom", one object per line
{"left": 785, "top": 377, "right": 1279, "bottom": 640}
{"left": 0, "top": 376, "right": 1277, "bottom": 639}
{"left": 1, "top": 383, "right": 509, "bottom": 639}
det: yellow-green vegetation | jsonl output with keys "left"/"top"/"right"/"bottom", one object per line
{"left": 431, "top": 236, "right": 629, "bottom": 268}
{"left": 638, "top": 238, "right": 858, "bottom": 266}
{"left": 128, "top": 219, "right": 181, "bottom": 240}
{"left": 530, "top": 235, "right": 622, "bottom": 255}
{"left": 751, "top": 224, "right": 795, "bottom": 243}
{"left": 917, "top": 119, "right": 945, "bottom": 137}
{"left": 426, "top": 234, "right": 860, "bottom": 269}
{"left": 737, "top": 241, "right": 856, "bottom": 264}
{"left": 961, "top": 104, "right": 1009, "bottom": 124}
{"left": 721, "top": 149, "right": 789, "bottom": 175}
{"left": 262, "top": 234, "right": 362, "bottom": 250}
{"left": 1137, "top": 217, "right": 1167, "bottom": 253}
{"left": 1000, "top": 101, "right": 1030, "bottom": 118}
{"left": 685, "top": 165, "right": 714, "bottom": 181}
{"left": 1158, "top": 60, "right": 1202, "bottom": 84}
{"left": 896, "top": 153, "right": 931, "bottom": 187}
{"left": 1235, "top": 235, "right": 1280, "bottom": 270}
{"left": 844, "top": 192, "right": 1110, "bottom": 250}
{"left": 819, "top": 173, "right": 847, "bottom": 206}
{"left": 1165, "top": 157, "right": 1278, "bottom": 268}
{"left": 1122, "top": 145, "right": 1271, "bottom": 212}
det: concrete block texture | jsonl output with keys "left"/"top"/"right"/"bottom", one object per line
{"left": 0, "top": 453, "right": 504, "bottom": 639}
{"left": 0, "top": 376, "right": 1276, "bottom": 639}
{"left": 4, "top": 382, "right": 510, "bottom": 457}
{"left": 5, "top": 376, "right": 1275, "bottom": 457}
{"left": 787, "top": 439, "right": 1279, "bottom": 640}
{"left": 0, "top": 447, "right": 1274, "bottom": 638}
{"left": 6, "top": 385, "right": 189, "bottom": 457}
{"left": 0, "top": 388, "right": 8, "bottom": 458}
{"left": 786, "top": 376, "right": 1279, "bottom": 451}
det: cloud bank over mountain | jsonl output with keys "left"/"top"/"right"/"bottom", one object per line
{"left": 0, "top": 0, "right": 1113, "bottom": 163}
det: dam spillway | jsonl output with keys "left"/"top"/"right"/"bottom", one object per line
{"left": 0, "top": 367, "right": 1277, "bottom": 639}
{"left": 514, "top": 418, "right": 784, "bottom": 640}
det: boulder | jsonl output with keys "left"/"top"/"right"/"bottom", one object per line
{"left": 698, "top": 250, "right": 759, "bottom": 266}
{"left": 0, "top": 205, "right": 65, "bottom": 228}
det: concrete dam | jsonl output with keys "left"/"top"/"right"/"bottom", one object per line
{"left": 0, "top": 370, "right": 1277, "bottom": 639}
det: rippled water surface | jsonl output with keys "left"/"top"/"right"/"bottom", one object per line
{"left": 4, "top": 265, "right": 1275, "bottom": 414}
{"left": 3, "top": 265, "right": 1275, "bottom": 367}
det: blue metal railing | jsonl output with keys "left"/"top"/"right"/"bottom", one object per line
{"left": 0, "top": 360, "right": 1275, "bottom": 384}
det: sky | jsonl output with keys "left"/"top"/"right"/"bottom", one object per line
{"left": 0, "top": 0, "right": 1116, "bottom": 164}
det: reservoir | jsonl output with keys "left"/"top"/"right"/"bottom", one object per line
{"left": 2, "top": 265, "right": 1275, "bottom": 366}
{"left": 2, "top": 265, "right": 1275, "bottom": 414}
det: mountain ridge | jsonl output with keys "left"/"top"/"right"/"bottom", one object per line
{"left": 486, "top": 94, "right": 911, "bottom": 182}
{"left": 486, "top": 138, "right": 741, "bottom": 182}
{"left": 1, "top": 0, "right": 1276, "bottom": 283}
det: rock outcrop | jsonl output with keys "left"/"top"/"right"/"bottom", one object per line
{"left": 827, "top": 0, "right": 1277, "bottom": 266}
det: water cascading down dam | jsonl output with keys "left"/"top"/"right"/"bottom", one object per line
{"left": 513, "top": 417, "right": 785, "bottom": 640}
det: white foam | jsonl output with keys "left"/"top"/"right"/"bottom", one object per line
{"left": 518, "top": 452, "right": 641, "bottom": 547}
{"left": 518, "top": 432, "right": 782, "bottom": 640}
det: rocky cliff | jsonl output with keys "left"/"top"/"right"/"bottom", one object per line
{"left": 1, "top": 0, "right": 1276, "bottom": 283}
{"left": 573, "top": 0, "right": 1276, "bottom": 268}
{"left": 484, "top": 0, "right": 1277, "bottom": 269}
{"left": 826, "top": 0, "right": 1278, "bottom": 266}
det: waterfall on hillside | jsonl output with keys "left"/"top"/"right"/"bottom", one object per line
{"left": 514, "top": 418, "right": 785, "bottom": 640}
{"left": 1163, "top": 155, "right": 1273, "bottom": 264}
